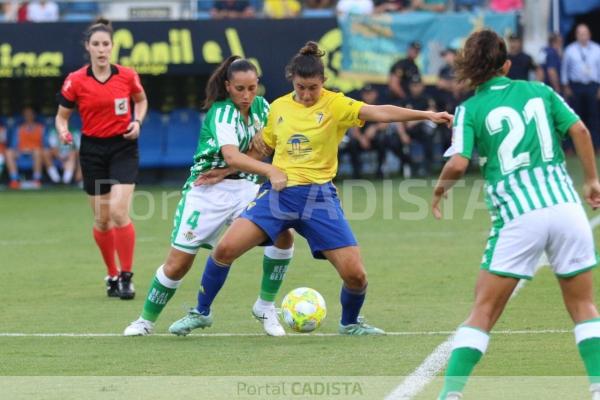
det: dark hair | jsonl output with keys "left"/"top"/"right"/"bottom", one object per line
{"left": 285, "top": 41, "right": 325, "bottom": 80}
{"left": 454, "top": 29, "right": 508, "bottom": 89}
{"left": 84, "top": 18, "right": 113, "bottom": 43}
{"left": 548, "top": 32, "right": 561, "bottom": 45}
{"left": 203, "top": 56, "right": 259, "bottom": 109}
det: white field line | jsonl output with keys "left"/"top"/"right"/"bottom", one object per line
{"left": 0, "top": 329, "right": 572, "bottom": 338}
{"left": 384, "top": 215, "right": 600, "bottom": 400}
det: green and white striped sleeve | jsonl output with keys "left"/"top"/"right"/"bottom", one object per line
{"left": 214, "top": 104, "right": 239, "bottom": 147}
{"left": 444, "top": 105, "right": 475, "bottom": 159}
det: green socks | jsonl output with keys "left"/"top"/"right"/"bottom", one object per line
{"left": 439, "top": 326, "right": 489, "bottom": 400}
{"left": 259, "top": 245, "right": 293, "bottom": 302}
{"left": 575, "top": 319, "right": 600, "bottom": 385}
{"left": 140, "top": 265, "right": 182, "bottom": 322}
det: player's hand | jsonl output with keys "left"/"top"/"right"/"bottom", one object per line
{"left": 250, "top": 132, "right": 272, "bottom": 158}
{"left": 583, "top": 179, "right": 600, "bottom": 210}
{"left": 123, "top": 120, "right": 141, "bottom": 140}
{"left": 429, "top": 111, "right": 453, "bottom": 128}
{"left": 429, "top": 111, "right": 454, "bottom": 127}
{"left": 431, "top": 186, "right": 448, "bottom": 220}
{"left": 194, "top": 167, "right": 234, "bottom": 186}
{"left": 60, "top": 130, "right": 73, "bottom": 145}
{"left": 267, "top": 166, "right": 287, "bottom": 191}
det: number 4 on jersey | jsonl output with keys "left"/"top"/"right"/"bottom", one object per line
{"left": 187, "top": 211, "right": 200, "bottom": 230}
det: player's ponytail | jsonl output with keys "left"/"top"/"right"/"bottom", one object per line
{"left": 454, "top": 29, "right": 508, "bottom": 89}
{"left": 204, "top": 56, "right": 258, "bottom": 109}
{"left": 84, "top": 17, "right": 113, "bottom": 43}
{"left": 285, "top": 41, "right": 326, "bottom": 80}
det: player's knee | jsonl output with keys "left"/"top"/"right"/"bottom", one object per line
{"left": 274, "top": 229, "right": 294, "bottom": 249}
{"left": 94, "top": 217, "right": 111, "bottom": 231}
{"left": 163, "top": 261, "right": 192, "bottom": 281}
{"left": 110, "top": 210, "right": 130, "bottom": 226}
{"left": 343, "top": 270, "right": 367, "bottom": 290}
{"left": 213, "top": 239, "right": 241, "bottom": 265}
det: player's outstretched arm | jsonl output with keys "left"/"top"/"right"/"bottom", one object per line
{"left": 359, "top": 104, "right": 453, "bottom": 126}
{"left": 432, "top": 155, "right": 469, "bottom": 219}
{"left": 569, "top": 121, "right": 600, "bottom": 209}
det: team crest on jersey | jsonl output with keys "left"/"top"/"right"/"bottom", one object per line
{"left": 184, "top": 231, "right": 195, "bottom": 241}
{"left": 114, "top": 98, "right": 128, "bottom": 116}
{"left": 286, "top": 134, "right": 312, "bottom": 161}
{"left": 316, "top": 112, "right": 324, "bottom": 124}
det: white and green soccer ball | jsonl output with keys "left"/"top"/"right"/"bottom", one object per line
{"left": 281, "top": 287, "right": 327, "bottom": 333}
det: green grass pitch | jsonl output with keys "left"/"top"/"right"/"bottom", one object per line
{"left": 1, "top": 160, "right": 599, "bottom": 399}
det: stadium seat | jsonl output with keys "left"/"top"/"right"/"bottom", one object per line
{"left": 138, "top": 111, "right": 167, "bottom": 168}
{"left": 163, "top": 109, "right": 202, "bottom": 167}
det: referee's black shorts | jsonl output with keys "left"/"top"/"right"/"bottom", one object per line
{"left": 79, "top": 134, "right": 139, "bottom": 196}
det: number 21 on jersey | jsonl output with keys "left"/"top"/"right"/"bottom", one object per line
{"left": 485, "top": 97, "right": 554, "bottom": 175}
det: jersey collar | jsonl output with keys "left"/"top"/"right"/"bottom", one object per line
{"left": 86, "top": 64, "right": 119, "bottom": 84}
{"left": 476, "top": 76, "right": 511, "bottom": 93}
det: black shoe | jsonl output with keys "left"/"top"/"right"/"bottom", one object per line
{"left": 106, "top": 276, "right": 120, "bottom": 298}
{"left": 119, "top": 272, "right": 135, "bottom": 300}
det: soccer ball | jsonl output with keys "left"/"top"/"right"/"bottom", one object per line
{"left": 281, "top": 287, "right": 327, "bottom": 333}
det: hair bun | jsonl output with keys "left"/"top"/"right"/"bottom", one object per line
{"left": 93, "top": 17, "right": 111, "bottom": 27}
{"left": 299, "top": 41, "right": 325, "bottom": 58}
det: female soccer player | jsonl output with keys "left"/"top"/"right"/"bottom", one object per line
{"left": 55, "top": 18, "right": 147, "bottom": 300}
{"left": 123, "top": 56, "right": 295, "bottom": 337}
{"left": 168, "top": 41, "right": 452, "bottom": 336}
{"left": 431, "top": 30, "right": 600, "bottom": 400}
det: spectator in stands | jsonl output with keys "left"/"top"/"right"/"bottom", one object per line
{"left": 1, "top": 1, "right": 19, "bottom": 21}
{"left": 541, "top": 32, "right": 563, "bottom": 94}
{"left": 339, "top": 85, "right": 390, "bottom": 179}
{"left": 562, "top": 23, "right": 600, "bottom": 148}
{"left": 336, "top": 0, "right": 374, "bottom": 15}
{"left": 388, "top": 41, "right": 421, "bottom": 102}
{"left": 436, "top": 48, "right": 460, "bottom": 152}
{"left": 489, "top": 0, "right": 523, "bottom": 12}
{"left": 264, "top": 0, "right": 301, "bottom": 18}
{"left": 211, "top": 0, "right": 255, "bottom": 18}
{"left": 411, "top": 0, "right": 447, "bottom": 12}
{"left": 373, "top": 0, "right": 409, "bottom": 13}
{"left": 17, "top": 1, "right": 28, "bottom": 22}
{"left": 403, "top": 75, "right": 438, "bottom": 176}
{"left": 43, "top": 126, "right": 81, "bottom": 185}
{"left": 340, "top": 85, "right": 414, "bottom": 179}
{"left": 507, "top": 34, "right": 543, "bottom": 81}
{"left": 5, "top": 106, "right": 45, "bottom": 189}
{"left": 437, "top": 48, "right": 456, "bottom": 94}
{"left": 27, "top": 0, "right": 58, "bottom": 22}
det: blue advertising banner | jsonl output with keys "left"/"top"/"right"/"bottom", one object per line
{"left": 561, "top": 0, "right": 600, "bottom": 15}
{"left": 339, "top": 11, "right": 518, "bottom": 81}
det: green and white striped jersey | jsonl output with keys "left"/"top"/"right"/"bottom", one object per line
{"left": 187, "top": 96, "right": 270, "bottom": 184}
{"left": 449, "top": 76, "right": 581, "bottom": 225}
